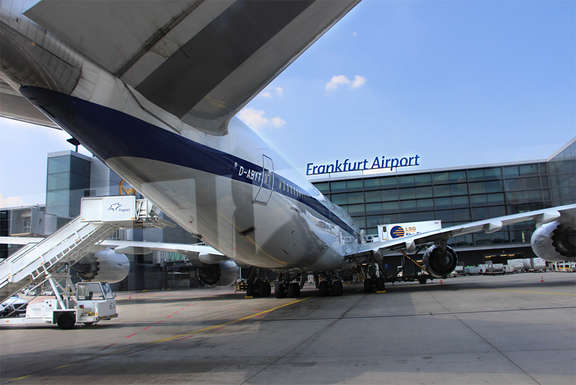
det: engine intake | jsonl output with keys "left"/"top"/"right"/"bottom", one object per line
{"left": 531, "top": 221, "right": 576, "bottom": 262}
{"left": 197, "top": 261, "right": 239, "bottom": 286}
{"left": 423, "top": 245, "right": 458, "bottom": 278}
{"left": 73, "top": 249, "right": 130, "bottom": 283}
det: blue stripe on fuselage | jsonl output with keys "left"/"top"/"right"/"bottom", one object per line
{"left": 21, "top": 86, "right": 356, "bottom": 236}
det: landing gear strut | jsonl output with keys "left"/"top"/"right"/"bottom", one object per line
{"left": 361, "top": 263, "right": 386, "bottom": 293}
{"left": 246, "top": 268, "right": 271, "bottom": 297}
{"left": 274, "top": 272, "right": 302, "bottom": 298}
{"left": 317, "top": 273, "right": 343, "bottom": 297}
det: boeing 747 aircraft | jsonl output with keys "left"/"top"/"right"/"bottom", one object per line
{"left": 0, "top": 0, "right": 574, "bottom": 298}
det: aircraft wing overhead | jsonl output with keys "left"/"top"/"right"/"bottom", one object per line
{"left": 26, "top": 0, "right": 361, "bottom": 134}
{"left": 351, "top": 204, "right": 576, "bottom": 258}
{"left": 0, "top": 79, "right": 59, "bottom": 128}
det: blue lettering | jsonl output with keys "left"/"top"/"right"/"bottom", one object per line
{"left": 306, "top": 163, "right": 313, "bottom": 175}
{"left": 371, "top": 157, "right": 380, "bottom": 169}
{"left": 334, "top": 160, "right": 343, "bottom": 172}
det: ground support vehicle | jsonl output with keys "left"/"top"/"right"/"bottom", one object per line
{"left": 0, "top": 272, "right": 117, "bottom": 329}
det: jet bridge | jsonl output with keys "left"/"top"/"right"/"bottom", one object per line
{"left": 0, "top": 196, "right": 156, "bottom": 303}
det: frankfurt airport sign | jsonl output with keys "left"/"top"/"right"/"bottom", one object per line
{"left": 306, "top": 155, "right": 421, "bottom": 176}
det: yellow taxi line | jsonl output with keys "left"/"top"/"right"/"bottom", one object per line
{"left": 153, "top": 298, "right": 308, "bottom": 343}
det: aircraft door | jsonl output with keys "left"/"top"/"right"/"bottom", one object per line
{"left": 254, "top": 155, "right": 274, "bottom": 205}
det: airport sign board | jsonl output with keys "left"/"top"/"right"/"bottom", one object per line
{"left": 306, "top": 154, "right": 421, "bottom": 176}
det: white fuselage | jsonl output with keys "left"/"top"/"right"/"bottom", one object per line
{"left": 0, "top": 6, "right": 360, "bottom": 272}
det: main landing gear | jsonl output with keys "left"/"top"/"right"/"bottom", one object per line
{"left": 274, "top": 272, "right": 303, "bottom": 298}
{"left": 315, "top": 273, "right": 344, "bottom": 297}
{"left": 360, "top": 263, "right": 386, "bottom": 293}
{"left": 246, "top": 278, "right": 271, "bottom": 297}
{"left": 245, "top": 268, "right": 271, "bottom": 297}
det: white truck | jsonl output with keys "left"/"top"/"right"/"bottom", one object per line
{"left": 378, "top": 220, "right": 442, "bottom": 241}
{"left": 1, "top": 280, "right": 118, "bottom": 329}
{"left": 376, "top": 220, "right": 443, "bottom": 284}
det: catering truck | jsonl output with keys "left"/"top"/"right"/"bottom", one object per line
{"left": 378, "top": 220, "right": 442, "bottom": 242}
{"left": 377, "top": 221, "right": 444, "bottom": 284}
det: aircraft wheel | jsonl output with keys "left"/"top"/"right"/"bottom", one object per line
{"left": 287, "top": 282, "right": 301, "bottom": 298}
{"left": 331, "top": 280, "right": 343, "bottom": 296}
{"left": 263, "top": 281, "right": 272, "bottom": 297}
{"left": 275, "top": 282, "right": 287, "bottom": 298}
{"left": 375, "top": 277, "right": 386, "bottom": 291}
{"left": 418, "top": 276, "right": 427, "bottom": 285}
{"left": 57, "top": 312, "right": 76, "bottom": 329}
{"left": 318, "top": 281, "right": 330, "bottom": 297}
{"left": 363, "top": 278, "right": 374, "bottom": 293}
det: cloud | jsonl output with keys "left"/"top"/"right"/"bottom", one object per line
{"left": 0, "top": 193, "right": 25, "bottom": 208}
{"left": 352, "top": 31, "right": 358, "bottom": 37}
{"left": 325, "top": 75, "right": 367, "bottom": 92}
{"left": 238, "top": 108, "right": 287, "bottom": 130}
{"left": 258, "top": 86, "right": 284, "bottom": 99}
{"left": 351, "top": 75, "right": 366, "bottom": 88}
{"left": 270, "top": 116, "right": 287, "bottom": 128}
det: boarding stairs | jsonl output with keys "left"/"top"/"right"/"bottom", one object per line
{"left": 0, "top": 196, "right": 156, "bottom": 303}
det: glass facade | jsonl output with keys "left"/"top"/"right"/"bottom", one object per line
{"left": 548, "top": 139, "right": 576, "bottom": 206}
{"left": 46, "top": 152, "right": 92, "bottom": 218}
{"left": 0, "top": 210, "right": 8, "bottom": 259}
{"left": 312, "top": 158, "right": 572, "bottom": 249}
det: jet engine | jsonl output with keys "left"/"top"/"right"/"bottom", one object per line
{"left": 73, "top": 249, "right": 130, "bottom": 283}
{"left": 423, "top": 244, "right": 458, "bottom": 278}
{"left": 197, "top": 260, "right": 239, "bottom": 286}
{"left": 531, "top": 221, "right": 576, "bottom": 262}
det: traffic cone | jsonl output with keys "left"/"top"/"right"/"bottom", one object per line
{"left": 440, "top": 279, "right": 443, "bottom": 286}
{"left": 540, "top": 275, "right": 544, "bottom": 284}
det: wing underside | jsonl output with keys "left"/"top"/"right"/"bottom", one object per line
{"left": 352, "top": 204, "right": 576, "bottom": 259}
{"left": 24, "top": 0, "right": 361, "bottom": 134}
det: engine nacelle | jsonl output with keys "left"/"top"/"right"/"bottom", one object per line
{"left": 197, "top": 260, "right": 239, "bottom": 286}
{"left": 74, "top": 249, "right": 130, "bottom": 283}
{"left": 423, "top": 245, "right": 458, "bottom": 278}
{"left": 531, "top": 221, "right": 576, "bottom": 262}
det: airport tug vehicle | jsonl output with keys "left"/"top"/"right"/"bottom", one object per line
{"left": 0, "top": 195, "right": 158, "bottom": 328}
{"left": 1, "top": 272, "right": 117, "bottom": 329}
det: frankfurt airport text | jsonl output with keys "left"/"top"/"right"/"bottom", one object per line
{"left": 306, "top": 155, "right": 421, "bottom": 176}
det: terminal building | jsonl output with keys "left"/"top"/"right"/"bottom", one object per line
{"left": 1, "top": 138, "right": 574, "bottom": 287}
{"left": 310, "top": 138, "right": 576, "bottom": 265}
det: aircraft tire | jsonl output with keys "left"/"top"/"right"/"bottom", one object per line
{"left": 363, "top": 278, "right": 374, "bottom": 293}
{"left": 331, "top": 280, "right": 343, "bottom": 296}
{"left": 275, "top": 283, "right": 287, "bottom": 298}
{"left": 287, "top": 282, "right": 301, "bottom": 298}
{"left": 57, "top": 312, "right": 76, "bottom": 329}
{"left": 318, "top": 281, "right": 330, "bottom": 297}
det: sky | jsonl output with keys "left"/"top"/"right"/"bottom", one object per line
{"left": 1, "top": 0, "right": 574, "bottom": 207}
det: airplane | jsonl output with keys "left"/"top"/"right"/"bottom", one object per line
{"left": 0, "top": 0, "right": 575, "bottom": 299}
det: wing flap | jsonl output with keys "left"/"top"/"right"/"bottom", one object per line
{"left": 0, "top": 80, "right": 59, "bottom": 128}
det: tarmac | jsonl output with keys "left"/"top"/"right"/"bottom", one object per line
{"left": 0, "top": 272, "right": 575, "bottom": 385}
